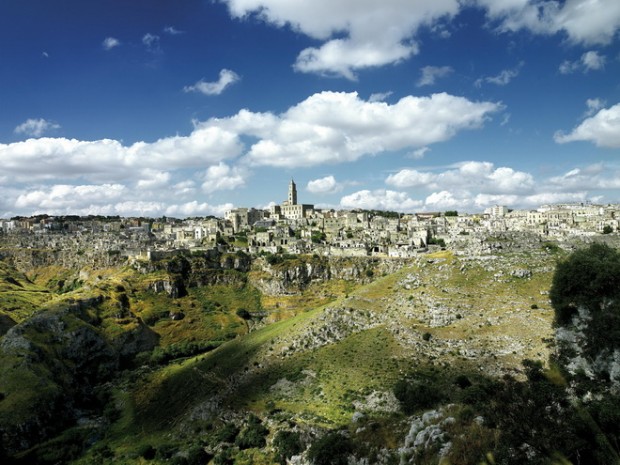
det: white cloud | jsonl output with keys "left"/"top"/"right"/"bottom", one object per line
{"left": 409, "top": 147, "right": 430, "bottom": 159}
{"left": 136, "top": 169, "right": 171, "bottom": 189}
{"left": 560, "top": 50, "right": 606, "bottom": 73}
{"left": 378, "top": 159, "right": 620, "bottom": 212}
{"left": 386, "top": 161, "right": 535, "bottom": 194}
{"left": 14, "top": 118, "right": 60, "bottom": 138}
{"left": 559, "top": 59, "right": 580, "bottom": 74}
{"left": 15, "top": 184, "right": 126, "bottom": 211}
{"left": 173, "top": 180, "right": 197, "bottom": 196}
{"left": 163, "top": 26, "right": 183, "bottom": 35}
{"left": 102, "top": 37, "right": 120, "bottom": 50}
{"left": 199, "top": 91, "right": 500, "bottom": 168}
{"left": 479, "top": 0, "right": 620, "bottom": 45}
{"left": 547, "top": 164, "right": 620, "bottom": 190}
{"left": 368, "top": 91, "right": 393, "bottom": 103}
{"left": 201, "top": 162, "right": 246, "bottom": 193}
{"left": 585, "top": 98, "right": 605, "bottom": 116}
{"left": 307, "top": 175, "right": 342, "bottom": 194}
{"left": 554, "top": 102, "right": 620, "bottom": 147}
{"left": 417, "top": 66, "right": 453, "bottom": 87}
{"left": 222, "top": 0, "right": 462, "bottom": 79}
{"left": 475, "top": 62, "right": 523, "bottom": 87}
{"left": 581, "top": 50, "right": 606, "bottom": 70}
{"left": 0, "top": 126, "right": 243, "bottom": 183}
{"left": 165, "top": 201, "right": 234, "bottom": 218}
{"left": 221, "top": 1, "right": 620, "bottom": 78}
{"left": 142, "top": 33, "right": 161, "bottom": 52}
{"left": 386, "top": 169, "right": 436, "bottom": 188}
{"left": 424, "top": 190, "right": 468, "bottom": 210}
{"left": 340, "top": 189, "right": 422, "bottom": 212}
{"left": 184, "top": 69, "right": 241, "bottom": 96}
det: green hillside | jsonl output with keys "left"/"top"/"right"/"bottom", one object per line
{"left": 6, "top": 246, "right": 605, "bottom": 464}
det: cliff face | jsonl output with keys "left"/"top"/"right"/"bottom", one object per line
{"left": 0, "top": 296, "right": 157, "bottom": 454}
{"left": 249, "top": 256, "right": 409, "bottom": 295}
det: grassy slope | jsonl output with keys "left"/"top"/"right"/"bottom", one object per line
{"left": 96, "top": 250, "right": 557, "bottom": 461}
{"left": 0, "top": 261, "right": 53, "bottom": 323}
{"left": 0, "top": 249, "right": 559, "bottom": 463}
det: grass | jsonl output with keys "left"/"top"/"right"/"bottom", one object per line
{"left": 0, "top": 248, "right": 563, "bottom": 464}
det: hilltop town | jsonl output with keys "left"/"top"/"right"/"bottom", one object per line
{"left": 1, "top": 180, "right": 619, "bottom": 263}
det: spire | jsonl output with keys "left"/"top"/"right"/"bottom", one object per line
{"left": 288, "top": 178, "right": 297, "bottom": 205}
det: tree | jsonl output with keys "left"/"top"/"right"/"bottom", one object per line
{"left": 307, "top": 432, "right": 353, "bottom": 465}
{"left": 550, "top": 243, "right": 620, "bottom": 332}
{"left": 273, "top": 431, "right": 303, "bottom": 464}
{"left": 603, "top": 225, "right": 614, "bottom": 234}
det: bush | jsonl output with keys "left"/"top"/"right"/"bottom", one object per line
{"left": 235, "top": 416, "right": 268, "bottom": 449}
{"left": 273, "top": 431, "right": 303, "bottom": 464}
{"left": 393, "top": 378, "right": 442, "bottom": 414}
{"left": 214, "top": 423, "right": 240, "bottom": 444}
{"left": 137, "top": 444, "right": 156, "bottom": 460}
{"left": 150, "top": 341, "right": 221, "bottom": 365}
{"left": 307, "top": 431, "right": 353, "bottom": 465}
{"left": 550, "top": 243, "right": 620, "bottom": 356}
{"left": 236, "top": 308, "right": 252, "bottom": 320}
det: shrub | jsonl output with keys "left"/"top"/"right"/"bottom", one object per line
{"left": 273, "top": 431, "right": 303, "bottom": 464}
{"left": 137, "top": 444, "right": 156, "bottom": 460}
{"left": 236, "top": 308, "right": 252, "bottom": 320}
{"left": 307, "top": 431, "right": 353, "bottom": 465}
{"left": 393, "top": 379, "right": 442, "bottom": 414}
{"left": 235, "top": 416, "right": 268, "bottom": 449}
{"left": 214, "top": 423, "right": 240, "bottom": 444}
{"left": 550, "top": 243, "right": 620, "bottom": 357}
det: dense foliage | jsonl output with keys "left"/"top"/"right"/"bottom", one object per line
{"left": 307, "top": 431, "right": 354, "bottom": 465}
{"left": 550, "top": 242, "right": 620, "bottom": 357}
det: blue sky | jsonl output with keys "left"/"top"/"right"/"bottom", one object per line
{"left": 1, "top": 0, "right": 620, "bottom": 218}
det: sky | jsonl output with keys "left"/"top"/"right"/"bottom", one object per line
{"left": 1, "top": 0, "right": 620, "bottom": 218}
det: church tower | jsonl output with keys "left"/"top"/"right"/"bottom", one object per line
{"left": 288, "top": 179, "right": 298, "bottom": 206}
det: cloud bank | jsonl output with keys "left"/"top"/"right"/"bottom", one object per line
{"left": 221, "top": 0, "right": 620, "bottom": 78}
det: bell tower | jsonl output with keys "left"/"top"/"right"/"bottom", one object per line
{"left": 288, "top": 179, "right": 297, "bottom": 206}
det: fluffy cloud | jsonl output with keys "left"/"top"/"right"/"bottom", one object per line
{"left": 0, "top": 126, "right": 243, "bottom": 183}
{"left": 375, "top": 160, "right": 620, "bottom": 212}
{"left": 475, "top": 62, "right": 523, "bottom": 87}
{"left": 142, "top": 33, "right": 161, "bottom": 52}
{"left": 479, "top": 0, "right": 620, "bottom": 45}
{"left": 417, "top": 66, "right": 453, "bottom": 87}
{"left": 102, "top": 37, "right": 120, "bottom": 50}
{"left": 221, "top": 0, "right": 461, "bottom": 79}
{"left": 585, "top": 98, "right": 605, "bottom": 116}
{"left": 368, "top": 91, "right": 393, "bottom": 103}
{"left": 15, "top": 184, "right": 126, "bottom": 211}
{"left": 165, "top": 201, "right": 234, "bottom": 218}
{"left": 201, "top": 162, "right": 246, "bottom": 193}
{"left": 554, "top": 102, "right": 620, "bottom": 147}
{"left": 184, "top": 69, "right": 241, "bottom": 96}
{"left": 221, "top": 1, "right": 620, "bottom": 78}
{"left": 163, "top": 26, "right": 184, "bottom": 35}
{"left": 386, "top": 161, "right": 535, "bottom": 194}
{"left": 14, "top": 118, "right": 60, "bottom": 138}
{"left": 136, "top": 170, "right": 171, "bottom": 189}
{"left": 560, "top": 50, "right": 606, "bottom": 73}
{"left": 307, "top": 175, "right": 342, "bottom": 194}
{"left": 199, "top": 91, "right": 501, "bottom": 167}
{"left": 340, "top": 189, "right": 422, "bottom": 212}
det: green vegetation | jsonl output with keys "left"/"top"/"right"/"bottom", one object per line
{"left": 307, "top": 431, "right": 353, "bottom": 465}
{"left": 5, "top": 242, "right": 620, "bottom": 464}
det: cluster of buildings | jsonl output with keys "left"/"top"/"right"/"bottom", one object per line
{"left": 1, "top": 181, "right": 619, "bottom": 259}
